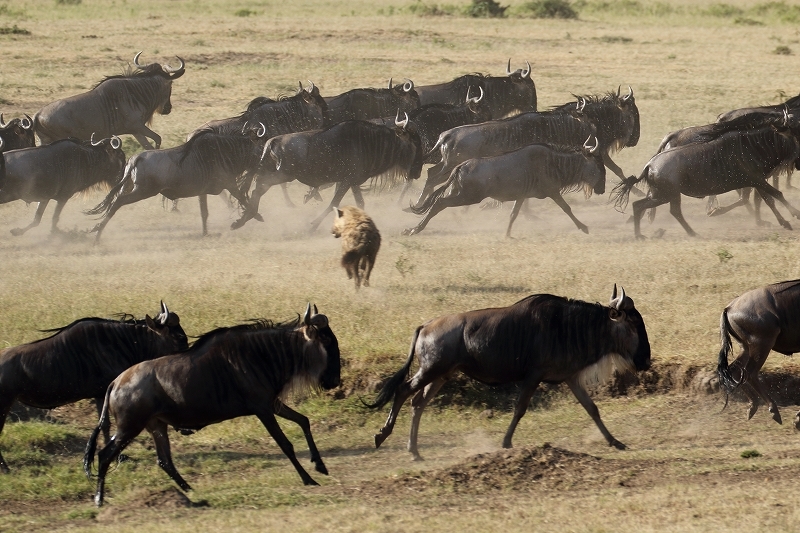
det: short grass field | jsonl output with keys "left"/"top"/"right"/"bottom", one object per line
{"left": 2, "top": 0, "right": 800, "bottom": 531}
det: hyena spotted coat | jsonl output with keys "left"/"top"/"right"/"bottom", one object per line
{"left": 331, "top": 206, "right": 381, "bottom": 289}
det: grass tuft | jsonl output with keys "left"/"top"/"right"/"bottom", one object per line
{"left": 465, "top": 0, "right": 507, "bottom": 17}
{"left": 0, "top": 24, "right": 31, "bottom": 35}
{"left": 773, "top": 45, "right": 791, "bottom": 55}
{"left": 518, "top": 0, "right": 578, "bottom": 18}
{"left": 234, "top": 8, "right": 256, "bottom": 17}
{"left": 740, "top": 449, "right": 761, "bottom": 458}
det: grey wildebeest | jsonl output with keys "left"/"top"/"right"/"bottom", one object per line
{"left": 324, "top": 79, "right": 420, "bottom": 126}
{"left": 0, "top": 302, "right": 187, "bottom": 474}
{"left": 404, "top": 137, "right": 604, "bottom": 237}
{"left": 232, "top": 114, "right": 423, "bottom": 231}
{"left": 412, "top": 88, "right": 638, "bottom": 209}
{"left": 717, "top": 280, "right": 800, "bottom": 430}
{"left": 84, "top": 304, "right": 340, "bottom": 506}
{"left": 87, "top": 124, "right": 269, "bottom": 240}
{"left": 331, "top": 205, "right": 381, "bottom": 289}
{"left": 366, "top": 286, "right": 651, "bottom": 460}
{"left": 33, "top": 52, "right": 185, "bottom": 149}
{"left": 0, "top": 135, "right": 125, "bottom": 236}
{"left": 612, "top": 118, "right": 800, "bottom": 239}
{"left": 0, "top": 114, "right": 35, "bottom": 151}
{"left": 414, "top": 59, "right": 537, "bottom": 119}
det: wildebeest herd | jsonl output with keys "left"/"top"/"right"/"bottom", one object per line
{"left": 2, "top": 53, "right": 800, "bottom": 507}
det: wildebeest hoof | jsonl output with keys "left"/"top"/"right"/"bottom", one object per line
{"left": 635, "top": 234, "right": 647, "bottom": 241}
{"left": 579, "top": 225, "right": 589, "bottom": 234}
{"left": 10, "top": 228, "right": 24, "bottom": 236}
{"left": 314, "top": 461, "right": 329, "bottom": 475}
{"left": 771, "top": 409, "right": 782, "bottom": 425}
{"left": 401, "top": 227, "right": 416, "bottom": 236}
{"left": 374, "top": 433, "right": 388, "bottom": 448}
{"left": 304, "top": 477, "right": 320, "bottom": 486}
{"left": 756, "top": 220, "right": 772, "bottom": 227}
{"left": 254, "top": 213, "right": 264, "bottom": 222}
{"left": 781, "top": 221, "right": 793, "bottom": 230}
{"left": 0, "top": 462, "right": 9, "bottom": 474}
{"left": 610, "top": 439, "right": 627, "bottom": 450}
{"left": 411, "top": 454, "right": 424, "bottom": 462}
{"left": 402, "top": 206, "right": 415, "bottom": 213}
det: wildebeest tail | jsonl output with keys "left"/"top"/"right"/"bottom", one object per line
{"left": 85, "top": 157, "right": 136, "bottom": 217}
{"left": 610, "top": 167, "right": 646, "bottom": 212}
{"left": 362, "top": 326, "right": 423, "bottom": 409}
{"left": 83, "top": 383, "right": 113, "bottom": 479}
{"left": 717, "top": 309, "right": 739, "bottom": 392}
{"left": 409, "top": 167, "right": 459, "bottom": 216}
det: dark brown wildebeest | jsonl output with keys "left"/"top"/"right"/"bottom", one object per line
{"left": 717, "top": 280, "right": 800, "bottom": 429}
{"left": 0, "top": 114, "right": 35, "bottom": 152}
{"left": 366, "top": 286, "right": 651, "bottom": 460}
{"left": 403, "top": 137, "right": 604, "bottom": 237}
{"left": 0, "top": 302, "right": 187, "bottom": 474}
{"left": 84, "top": 304, "right": 341, "bottom": 506}
{"left": 34, "top": 52, "right": 185, "bottom": 150}
{"left": 324, "top": 79, "right": 420, "bottom": 126}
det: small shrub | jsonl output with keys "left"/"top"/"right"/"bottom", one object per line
{"left": 705, "top": 3, "right": 743, "bottom": 17}
{"left": 740, "top": 449, "right": 761, "bottom": 458}
{"left": 773, "top": 45, "right": 792, "bottom": 55}
{"left": 717, "top": 248, "right": 733, "bottom": 263}
{"left": 235, "top": 8, "right": 255, "bottom": 17}
{"left": 519, "top": 0, "right": 578, "bottom": 18}
{"left": 0, "top": 24, "right": 30, "bottom": 35}
{"left": 465, "top": 0, "right": 507, "bottom": 18}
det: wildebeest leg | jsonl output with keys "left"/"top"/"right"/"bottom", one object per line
{"left": 397, "top": 179, "right": 414, "bottom": 205}
{"left": 754, "top": 181, "right": 800, "bottom": 220}
{"left": 757, "top": 190, "right": 792, "bottom": 230}
{"left": 602, "top": 152, "right": 626, "bottom": 181}
{"left": 502, "top": 381, "right": 540, "bottom": 449}
{"left": 280, "top": 183, "right": 296, "bottom": 208}
{"left": 739, "top": 352, "right": 782, "bottom": 424}
{"left": 309, "top": 183, "right": 349, "bottom": 232}
{"left": 256, "top": 410, "right": 318, "bottom": 486}
{"left": 198, "top": 195, "right": 209, "bottom": 236}
{"left": 408, "top": 377, "right": 447, "bottom": 461}
{"left": 407, "top": 166, "right": 446, "bottom": 211}
{"left": 506, "top": 199, "right": 525, "bottom": 238}
{"left": 0, "top": 397, "right": 12, "bottom": 473}
{"left": 631, "top": 196, "right": 668, "bottom": 239}
{"left": 350, "top": 186, "right": 365, "bottom": 209}
{"left": 91, "top": 185, "right": 160, "bottom": 242}
{"left": 566, "top": 377, "right": 626, "bottom": 450}
{"left": 48, "top": 200, "right": 68, "bottom": 234}
{"left": 232, "top": 178, "right": 273, "bottom": 229}
{"left": 132, "top": 129, "right": 160, "bottom": 150}
{"left": 10, "top": 200, "right": 49, "bottom": 236}
{"left": 147, "top": 419, "right": 191, "bottom": 491}
{"left": 94, "top": 430, "right": 141, "bottom": 506}
{"left": 550, "top": 194, "right": 589, "bottom": 234}
{"left": 668, "top": 196, "right": 697, "bottom": 237}
{"left": 375, "top": 374, "right": 433, "bottom": 448}
{"left": 275, "top": 402, "right": 328, "bottom": 475}
{"left": 707, "top": 190, "right": 751, "bottom": 218}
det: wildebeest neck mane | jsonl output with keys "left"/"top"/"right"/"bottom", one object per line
{"left": 93, "top": 64, "right": 172, "bottom": 88}
{"left": 189, "top": 317, "right": 302, "bottom": 352}
{"left": 696, "top": 114, "right": 788, "bottom": 143}
{"left": 177, "top": 130, "right": 260, "bottom": 173}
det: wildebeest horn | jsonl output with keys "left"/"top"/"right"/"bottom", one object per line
{"left": 577, "top": 96, "right": 586, "bottom": 113}
{"left": 583, "top": 135, "right": 599, "bottom": 153}
{"left": 303, "top": 303, "right": 312, "bottom": 325}
{"left": 506, "top": 58, "right": 512, "bottom": 76}
{"left": 522, "top": 61, "right": 531, "bottom": 79}
{"left": 110, "top": 136, "right": 121, "bottom": 150}
{"left": 783, "top": 107, "right": 790, "bottom": 127}
{"left": 133, "top": 51, "right": 145, "bottom": 69}
{"left": 0, "top": 114, "right": 5, "bottom": 127}
{"left": 307, "top": 80, "right": 315, "bottom": 92}
{"left": 90, "top": 132, "right": 100, "bottom": 146}
{"left": 623, "top": 85, "right": 633, "bottom": 101}
{"left": 395, "top": 111, "right": 409, "bottom": 130}
{"left": 160, "top": 301, "right": 170, "bottom": 324}
{"left": 617, "top": 85, "right": 621, "bottom": 98}
{"left": 616, "top": 287, "right": 627, "bottom": 310}
{"left": 0, "top": 138, "right": 3, "bottom": 150}
{"left": 256, "top": 122, "right": 266, "bottom": 138}
{"left": 22, "top": 114, "right": 33, "bottom": 129}
{"left": 403, "top": 78, "right": 414, "bottom": 92}
{"left": 388, "top": 77, "right": 393, "bottom": 90}
{"left": 298, "top": 81, "right": 304, "bottom": 93}
{"left": 611, "top": 283, "right": 618, "bottom": 301}
{"left": 164, "top": 57, "right": 185, "bottom": 79}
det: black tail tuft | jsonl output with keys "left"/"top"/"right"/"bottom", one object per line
{"left": 717, "top": 309, "right": 739, "bottom": 392}
{"left": 610, "top": 173, "right": 644, "bottom": 213}
{"left": 362, "top": 327, "right": 422, "bottom": 409}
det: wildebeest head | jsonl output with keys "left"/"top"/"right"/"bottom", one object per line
{"left": 298, "top": 304, "right": 341, "bottom": 390}
{"left": 297, "top": 80, "right": 329, "bottom": 127}
{"left": 143, "top": 301, "right": 189, "bottom": 352}
{"left": 131, "top": 51, "right": 186, "bottom": 116}
{"left": 580, "top": 135, "right": 606, "bottom": 195}
{"left": 0, "top": 113, "right": 35, "bottom": 151}
{"left": 388, "top": 78, "right": 421, "bottom": 111}
{"left": 616, "top": 86, "right": 639, "bottom": 147}
{"left": 394, "top": 112, "right": 425, "bottom": 181}
{"left": 88, "top": 133, "right": 127, "bottom": 186}
{"left": 608, "top": 285, "right": 651, "bottom": 372}
{"left": 465, "top": 86, "right": 492, "bottom": 121}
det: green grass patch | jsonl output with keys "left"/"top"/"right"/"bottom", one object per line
{"left": 704, "top": 3, "right": 743, "bottom": 17}
{"left": 0, "top": 25, "right": 31, "bottom": 35}
{"left": 517, "top": 0, "right": 578, "bottom": 18}
{"left": 773, "top": 45, "right": 791, "bottom": 54}
{"left": 235, "top": 8, "right": 256, "bottom": 17}
{"left": 740, "top": 449, "right": 761, "bottom": 458}
{"left": 465, "top": 0, "right": 507, "bottom": 17}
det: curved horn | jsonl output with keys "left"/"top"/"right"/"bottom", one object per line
{"left": 506, "top": 58, "right": 512, "bottom": 76}
{"left": 133, "top": 51, "right": 145, "bottom": 69}
{"left": 164, "top": 57, "right": 185, "bottom": 79}
{"left": 22, "top": 114, "right": 33, "bottom": 129}
{"left": 465, "top": 86, "right": 472, "bottom": 103}
{"left": 0, "top": 113, "right": 5, "bottom": 127}
{"left": 257, "top": 122, "right": 266, "bottom": 138}
{"left": 160, "top": 301, "right": 170, "bottom": 325}
{"left": 388, "top": 77, "right": 393, "bottom": 90}
{"left": 611, "top": 284, "right": 618, "bottom": 301}
{"left": 403, "top": 78, "right": 414, "bottom": 92}
{"left": 90, "top": 132, "right": 101, "bottom": 146}
{"left": 583, "top": 135, "right": 593, "bottom": 150}
{"left": 522, "top": 61, "right": 531, "bottom": 79}
{"left": 307, "top": 80, "right": 315, "bottom": 92}
{"left": 617, "top": 85, "right": 621, "bottom": 98}
{"left": 783, "top": 107, "right": 790, "bottom": 127}
{"left": 623, "top": 85, "right": 633, "bottom": 101}
{"left": 591, "top": 136, "right": 599, "bottom": 153}
{"left": 577, "top": 96, "right": 586, "bottom": 113}
{"left": 395, "top": 111, "right": 409, "bottom": 130}
{"left": 110, "top": 136, "right": 121, "bottom": 150}
{"left": 476, "top": 86, "right": 484, "bottom": 102}
{"left": 298, "top": 81, "right": 304, "bottom": 93}
{"left": 303, "top": 303, "right": 312, "bottom": 325}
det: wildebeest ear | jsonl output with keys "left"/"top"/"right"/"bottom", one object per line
{"left": 166, "top": 312, "right": 180, "bottom": 326}
{"left": 145, "top": 314, "right": 162, "bottom": 331}
{"left": 608, "top": 308, "right": 625, "bottom": 322}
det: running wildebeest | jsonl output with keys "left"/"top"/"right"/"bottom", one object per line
{"left": 33, "top": 52, "right": 185, "bottom": 149}
{"left": 84, "top": 304, "right": 340, "bottom": 507}
{"left": 612, "top": 118, "right": 800, "bottom": 239}
{"left": 232, "top": 114, "right": 423, "bottom": 231}
{"left": 324, "top": 78, "right": 420, "bottom": 126}
{"left": 411, "top": 88, "right": 638, "bottom": 209}
{"left": 414, "top": 59, "right": 537, "bottom": 119}
{"left": 366, "top": 286, "right": 651, "bottom": 460}
{"left": 403, "top": 137, "right": 604, "bottom": 237}
{"left": 0, "top": 302, "right": 187, "bottom": 474}
{"left": 717, "top": 280, "right": 800, "bottom": 429}
{"left": 0, "top": 114, "right": 35, "bottom": 151}
{"left": 0, "top": 135, "right": 125, "bottom": 236}
{"left": 87, "top": 124, "right": 269, "bottom": 241}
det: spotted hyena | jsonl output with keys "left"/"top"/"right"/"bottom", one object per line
{"left": 331, "top": 206, "right": 381, "bottom": 289}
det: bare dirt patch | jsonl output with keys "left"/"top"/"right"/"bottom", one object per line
{"left": 96, "top": 487, "right": 209, "bottom": 523}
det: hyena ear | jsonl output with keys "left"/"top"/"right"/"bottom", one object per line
{"left": 332, "top": 206, "right": 343, "bottom": 219}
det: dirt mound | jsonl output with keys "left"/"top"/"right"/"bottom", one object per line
{"left": 384, "top": 444, "right": 621, "bottom": 494}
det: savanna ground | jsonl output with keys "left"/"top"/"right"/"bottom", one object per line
{"left": 2, "top": 0, "right": 800, "bottom": 531}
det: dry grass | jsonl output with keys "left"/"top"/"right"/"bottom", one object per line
{"left": 2, "top": 0, "right": 800, "bottom": 531}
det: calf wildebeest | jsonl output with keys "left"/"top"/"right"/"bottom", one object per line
{"left": 366, "top": 286, "right": 651, "bottom": 460}
{"left": 717, "top": 280, "right": 800, "bottom": 429}
{"left": 0, "top": 302, "right": 187, "bottom": 474}
{"left": 0, "top": 135, "right": 125, "bottom": 236}
{"left": 33, "top": 52, "right": 185, "bottom": 149}
{"left": 87, "top": 124, "right": 269, "bottom": 241}
{"left": 411, "top": 88, "right": 638, "bottom": 209}
{"left": 331, "top": 205, "right": 381, "bottom": 289}
{"left": 84, "top": 304, "right": 340, "bottom": 507}
{"left": 324, "top": 78, "right": 419, "bottom": 126}
{"left": 414, "top": 59, "right": 537, "bottom": 119}
{"left": 612, "top": 119, "right": 800, "bottom": 239}
{"left": 232, "top": 114, "right": 423, "bottom": 231}
{"left": 0, "top": 114, "right": 35, "bottom": 151}
{"left": 404, "top": 137, "right": 604, "bottom": 237}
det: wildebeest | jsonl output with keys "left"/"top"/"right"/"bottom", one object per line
{"left": 0, "top": 114, "right": 35, "bottom": 151}
{"left": 324, "top": 79, "right": 420, "bottom": 126}
{"left": 84, "top": 304, "right": 340, "bottom": 506}
{"left": 411, "top": 88, "right": 638, "bottom": 209}
{"left": 717, "top": 280, "right": 800, "bottom": 429}
{"left": 33, "top": 52, "right": 185, "bottom": 149}
{"left": 0, "top": 135, "right": 125, "bottom": 236}
{"left": 0, "top": 302, "right": 187, "bottom": 474}
{"left": 414, "top": 59, "right": 537, "bottom": 119}
{"left": 366, "top": 286, "right": 651, "bottom": 460}
{"left": 612, "top": 118, "right": 800, "bottom": 239}
{"left": 717, "top": 93, "right": 800, "bottom": 123}
{"left": 331, "top": 205, "right": 381, "bottom": 289}
{"left": 404, "top": 137, "right": 604, "bottom": 237}
{"left": 87, "top": 124, "right": 269, "bottom": 240}
{"left": 232, "top": 114, "right": 423, "bottom": 231}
